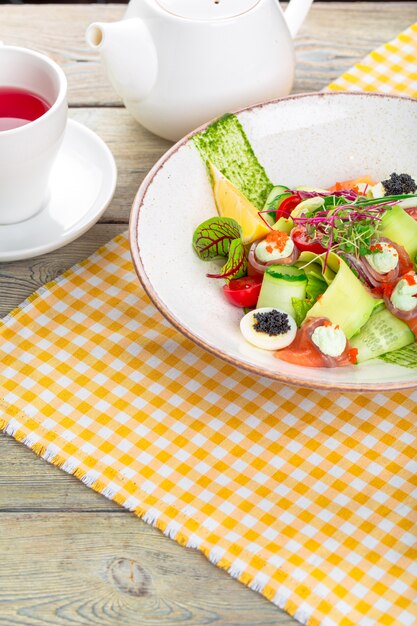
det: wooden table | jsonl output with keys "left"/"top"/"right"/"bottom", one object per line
{"left": 0, "top": 4, "right": 416, "bottom": 625}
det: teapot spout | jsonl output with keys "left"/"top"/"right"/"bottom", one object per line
{"left": 86, "top": 18, "right": 157, "bottom": 102}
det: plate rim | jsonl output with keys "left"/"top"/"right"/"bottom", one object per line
{"left": 129, "top": 91, "right": 417, "bottom": 392}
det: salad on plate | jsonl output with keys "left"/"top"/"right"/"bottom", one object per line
{"left": 191, "top": 115, "right": 417, "bottom": 369}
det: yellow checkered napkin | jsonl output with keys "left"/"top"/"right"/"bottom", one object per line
{"left": 2, "top": 236, "right": 417, "bottom": 626}
{"left": 327, "top": 22, "right": 417, "bottom": 97}
{"left": 2, "top": 24, "right": 417, "bottom": 626}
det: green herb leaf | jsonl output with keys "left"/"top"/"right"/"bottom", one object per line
{"left": 243, "top": 307, "right": 254, "bottom": 315}
{"left": 305, "top": 272, "right": 327, "bottom": 301}
{"left": 291, "top": 297, "right": 314, "bottom": 327}
{"left": 323, "top": 195, "right": 350, "bottom": 208}
{"left": 207, "top": 238, "right": 247, "bottom": 282}
{"left": 192, "top": 217, "right": 242, "bottom": 260}
{"left": 291, "top": 272, "right": 327, "bottom": 326}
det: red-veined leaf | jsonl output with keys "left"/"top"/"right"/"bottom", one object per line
{"left": 206, "top": 238, "right": 247, "bottom": 282}
{"left": 192, "top": 217, "right": 241, "bottom": 260}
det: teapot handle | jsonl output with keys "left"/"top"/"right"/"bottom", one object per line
{"left": 284, "top": 0, "right": 314, "bottom": 37}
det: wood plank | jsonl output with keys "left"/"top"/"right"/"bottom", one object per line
{"left": 0, "top": 4, "right": 125, "bottom": 107}
{"left": 0, "top": 436, "right": 121, "bottom": 512}
{"left": 0, "top": 512, "right": 296, "bottom": 626}
{"left": 0, "top": 223, "right": 126, "bottom": 316}
{"left": 0, "top": 4, "right": 415, "bottom": 106}
{"left": 0, "top": 107, "right": 169, "bottom": 314}
{"left": 69, "top": 107, "right": 171, "bottom": 224}
{"left": 296, "top": 2, "right": 417, "bottom": 92}
{"left": 0, "top": 5, "right": 415, "bottom": 626}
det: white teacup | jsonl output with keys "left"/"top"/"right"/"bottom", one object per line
{"left": 0, "top": 46, "right": 67, "bottom": 224}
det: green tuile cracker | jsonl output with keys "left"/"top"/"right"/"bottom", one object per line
{"left": 192, "top": 114, "right": 273, "bottom": 210}
{"left": 380, "top": 343, "right": 417, "bottom": 369}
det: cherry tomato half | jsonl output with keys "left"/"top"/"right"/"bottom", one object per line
{"left": 223, "top": 276, "right": 263, "bottom": 308}
{"left": 291, "top": 225, "right": 327, "bottom": 254}
{"left": 276, "top": 194, "right": 301, "bottom": 221}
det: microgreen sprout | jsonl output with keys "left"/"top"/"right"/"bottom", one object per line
{"left": 292, "top": 192, "right": 417, "bottom": 271}
{"left": 257, "top": 191, "right": 417, "bottom": 272}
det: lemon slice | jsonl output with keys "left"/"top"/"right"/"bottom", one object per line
{"left": 210, "top": 163, "right": 270, "bottom": 244}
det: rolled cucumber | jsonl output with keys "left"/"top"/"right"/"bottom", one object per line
{"left": 296, "top": 250, "right": 338, "bottom": 284}
{"left": 350, "top": 307, "right": 414, "bottom": 363}
{"left": 262, "top": 185, "right": 291, "bottom": 225}
{"left": 380, "top": 205, "right": 417, "bottom": 261}
{"left": 305, "top": 255, "right": 377, "bottom": 339}
{"left": 257, "top": 265, "right": 307, "bottom": 318}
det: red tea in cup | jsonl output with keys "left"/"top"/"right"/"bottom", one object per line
{"left": 0, "top": 46, "right": 67, "bottom": 223}
{"left": 0, "top": 86, "right": 51, "bottom": 131}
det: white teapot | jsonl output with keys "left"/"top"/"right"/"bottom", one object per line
{"left": 87, "top": 0, "right": 313, "bottom": 141}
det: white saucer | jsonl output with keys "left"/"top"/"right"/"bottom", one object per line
{"left": 0, "top": 119, "right": 117, "bottom": 262}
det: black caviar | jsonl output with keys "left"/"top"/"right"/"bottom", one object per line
{"left": 382, "top": 172, "right": 417, "bottom": 195}
{"left": 253, "top": 310, "right": 290, "bottom": 336}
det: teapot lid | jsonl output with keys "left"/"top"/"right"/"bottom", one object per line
{"left": 156, "top": 0, "right": 260, "bottom": 21}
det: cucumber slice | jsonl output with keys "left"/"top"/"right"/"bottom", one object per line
{"left": 262, "top": 185, "right": 291, "bottom": 225}
{"left": 273, "top": 217, "right": 293, "bottom": 233}
{"left": 271, "top": 185, "right": 290, "bottom": 195}
{"left": 350, "top": 307, "right": 414, "bottom": 363}
{"left": 265, "top": 266, "right": 307, "bottom": 281}
{"left": 257, "top": 265, "right": 307, "bottom": 317}
{"left": 291, "top": 196, "right": 324, "bottom": 218}
{"left": 380, "top": 205, "right": 417, "bottom": 260}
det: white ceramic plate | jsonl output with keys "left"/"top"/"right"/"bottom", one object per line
{"left": 0, "top": 119, "right": 117, "bottom": 261}
{"left": 130, "top": 92, "right": 417, "bottom": 392}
